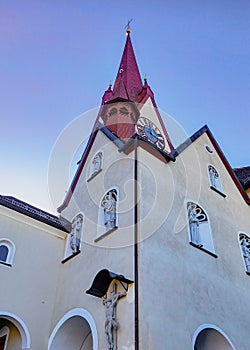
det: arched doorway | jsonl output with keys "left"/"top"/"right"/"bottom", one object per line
{"left": 49, "top": 308, "right": 98, "bottom": 350}
{"left": 0, "top": 312, "right": 31, "bottom": 349}
{"left": 194, "top": 325, "right": 236, "bottom": 350}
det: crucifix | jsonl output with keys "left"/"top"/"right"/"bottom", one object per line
{"left": 125, "top": 18, "right": 133, "bottom": 34}
{"left": 103, "top": 282, "right": 127, "bottom": 350}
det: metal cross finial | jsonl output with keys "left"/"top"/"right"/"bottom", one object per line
{"left": 125, "top": 18, "right": 133, "bottom": 30}
{"left": 125, "top": 18, "right": 133, "bottom": 34}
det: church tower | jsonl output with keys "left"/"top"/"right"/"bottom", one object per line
{"left": 2, "top": 26, "right": 249, "bottom": 350}
{"left": 99, "top": 28, "right": 174, "bottom": 152}
{"left": 55, "top": 28, "right": 250, "bottom": 350}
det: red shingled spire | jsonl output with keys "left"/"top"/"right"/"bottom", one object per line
{"left": 112, "top": 32, "right": 143, "bottom": 101}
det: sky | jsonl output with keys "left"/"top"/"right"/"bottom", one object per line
{"left": 0, "top": 0, "right": 249, "bottom": 213}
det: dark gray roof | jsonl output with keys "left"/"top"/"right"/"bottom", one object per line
{"left": 0, "top": 195, "right": 70, "bottom": 232}
{"left": 234, "top": 167, "right": 250, "bottom": 189}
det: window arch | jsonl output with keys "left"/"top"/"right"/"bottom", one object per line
{"left": 193, "top": 324, "right": 236, "bottom": 350}
{"left": 207, "top": 164, "right": 225, "bottom": 195}
{"left": 96, "top": 188, "right": 118, "bottom": 241}
{"left": 63, "top": 213, "right": 84, "bottom": 261}
{"left": 239, "top": 233, "right": 250, "bottom": 274}
{"left": 187, "top": 202, "right": 216, "bottom": 255}
{"left": 0, "top": 239, "right": 15, "bottom": 266}
{"left": 48, "top": 308, "right": 98, "bottom": 350}
{"left": 88, "top": 151, "right": 103, "bottom": 180}
{"left": 0, "top": 312, "right": 31, "bottom": 349}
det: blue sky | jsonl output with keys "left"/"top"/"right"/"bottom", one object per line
{"left": 0, "top": 0, "right": 249, "bottom": 212}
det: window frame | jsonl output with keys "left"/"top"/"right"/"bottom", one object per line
{"left": 0, "top": 239, "right": 15, "bottom": 267}
{"left": 207, "top": 163, "right": 226, "bottom": 197}
{"left": 186, "top": 201, "right": 217, "bottom": 257}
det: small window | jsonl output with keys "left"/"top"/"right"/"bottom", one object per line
{"left": 207, "top": 164, "right": 225, "bottom": 197}
{"left": 0, "top": 245, "right": 9, "bottom": 263}
{"left": 187, "top": 202, "right": 216, "bottom": 256}
{"left": 239, "top": 233, "right": 250, "bottom": 274}
{"left": 204, "top": 144, "right": 214, "bottom": 154}
{"left": 96, "top": 188, "right": 118, "bottom": 241}
{"left": 88, "top": 151, "right": 103, "bottom": 181}
{"left": 0, "top": 239, "right": 15, "bottom": 266}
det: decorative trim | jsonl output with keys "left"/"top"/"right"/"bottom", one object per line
{"left": 189, "top": 242, "right": 218, "bottom": 258}
{"left": 0, "top": 195, "right": 70, "bottom": 232}
{"left": 210, "top": 186, "right": 226, "bottom": 197}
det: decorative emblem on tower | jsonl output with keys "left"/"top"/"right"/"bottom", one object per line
{"left": 136, "top": 117, "right": 165, "bottom": 150}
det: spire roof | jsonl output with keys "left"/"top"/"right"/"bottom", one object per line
{"left": 112, "top": 32, "right": 143, "bottom": 102}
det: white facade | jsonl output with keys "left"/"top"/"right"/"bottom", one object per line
{"left": 0, "top": 32, "right": 249, "bottom": 350}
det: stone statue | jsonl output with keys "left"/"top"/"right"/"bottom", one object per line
{"left": 208, "top": 165, "right": 219, "bottom": 188}
{"left": 70, "top": 214, "right": 83, "bottom": 253}
{"left": 91, "top": 152, "right": 102, "bottom": 175}
{"left": 102, "top": 191, "right": 117, "bottom": 230}
{"left": 103, "top": 283, "right": 126, "bottom": 350}
{"left": 241, "top": 237, "right": 250, "bottom": 273}
{"left": 188, "top": 204, "right": 203, "bottom": 247}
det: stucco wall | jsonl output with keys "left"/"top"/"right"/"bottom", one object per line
{"left": 138, "top": 132, "right": 250, "bottom": 349}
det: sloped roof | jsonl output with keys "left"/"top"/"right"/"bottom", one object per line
{"left": 0, "top": 195, "right": 70, "bottom": 232}
{"left": 112, "top": 33, "right": 143, "bottom": 101}
{"left": 171, "top": 125, "right": 250, "bottom": 205}
{"left": 234, "top": 166, "right": 250, "bottom": 189}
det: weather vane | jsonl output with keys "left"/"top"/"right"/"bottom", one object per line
{"left": 125, "top": 18, "right": 133, "bottom": 34}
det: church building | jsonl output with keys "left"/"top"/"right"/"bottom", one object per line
{"left": 1, "top": 28, "right": 250, "bottom": 350}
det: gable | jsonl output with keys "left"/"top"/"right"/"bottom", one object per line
{"left": 172, "top": 125, "right": 250, "bottom": 205}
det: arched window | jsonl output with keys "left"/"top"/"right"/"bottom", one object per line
{"left": 239, "top": 233, "right": 250, "bottom": 274}
{"left": 187, "top": 202, "right": 216, "bottom": 255}
{"left": 0, "top": 239, "right": 15, "bottom": 266}
{"left": 88, "top": 151, "right": 103, "bottom": 180}
{"left": 63, "top": 213, "right": 84, "bottom": 262}
{"left": 0, "top": 246, "right": 8, "bottom": 263}
{"left": 96, "top": 188, "right": 118, "bottom": 241}
{"left": 208, "top": 164, "right": 225, "bottom": 195}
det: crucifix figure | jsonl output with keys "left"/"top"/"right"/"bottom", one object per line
{"left": 103, "top": 283, "right": 127, "bottom": 350}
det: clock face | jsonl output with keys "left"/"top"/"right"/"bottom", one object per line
{"left": 136, "top": 117, "right": 165, "bottom": 150}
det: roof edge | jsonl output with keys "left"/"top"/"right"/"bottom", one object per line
{"left": 0, "top": 195, "right": 70, "bottom": 232}
{"left": 171, "top": 125, "right": 250, "bottom": 205}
